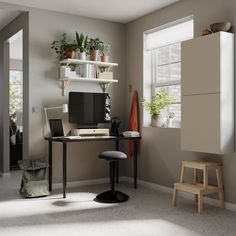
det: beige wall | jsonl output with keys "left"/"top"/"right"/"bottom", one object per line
{"left": 1, "top": 0, "right": 236, "bottom": 205}
{"left": 27, "top": 9, "right": 126, "bottom": 183}
{"left": 0, "top": 3, "right": 126, "bottom": 181}
{"left": 125, "top": 0, "right": 236, "bottom": 204}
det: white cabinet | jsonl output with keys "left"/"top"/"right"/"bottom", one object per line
{"left": 181, "top": 32, "right": 234, "bottom": 154}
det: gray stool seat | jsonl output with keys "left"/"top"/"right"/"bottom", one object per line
{"left": 95, "top": 150, "right": 129, "bottom": 203}
{"left": 99, "top": 151, "right": 127, "bottom": 161}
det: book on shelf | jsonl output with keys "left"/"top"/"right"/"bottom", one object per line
{"left": 98, "top": 71, "right": 113, "bottom": 80}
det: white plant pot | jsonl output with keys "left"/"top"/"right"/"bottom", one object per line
{"left": 151, "top": 114, "right": 164, "bottom": 127}
{"left": 78, "top": 52, "right": 86, "bottom": 60}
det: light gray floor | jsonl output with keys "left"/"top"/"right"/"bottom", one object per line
{"left": 1, "top": 171, "right": 236, "bottom": 236}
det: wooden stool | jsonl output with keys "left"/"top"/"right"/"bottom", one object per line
{"left": 172, "top": 160, "right": 224, "bottom": 214}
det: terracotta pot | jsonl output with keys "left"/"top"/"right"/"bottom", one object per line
{"left": 90, "top": 49, "right": 98, "bottom": 61}
{"left": 101, "top": 55, "right": 109, "bottom": 62}
{"left": 151, "top": 114, "right": 164, "bottom": 127}
{"left": 65, "top": 48, "right": 75, "bottom": 59}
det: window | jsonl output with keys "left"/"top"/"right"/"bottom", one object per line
{"left": 143, "top": 16, "right": 194, "bottom": 128}
{"left": 9, "top": 70, "right": 23, "bottom": 116}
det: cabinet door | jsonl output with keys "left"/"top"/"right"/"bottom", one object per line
{"left": 181, "top": 93, "right": 220, "bottom": 153}
{"left": 181, "top": 34, "right": 220, "bottom": 95}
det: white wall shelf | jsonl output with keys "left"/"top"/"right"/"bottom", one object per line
{"left": 60, "top": 58, "right": 118, "bottom": 67}
{"left": 60, "top": 77, "right": 118, "bottom": 96}
{"left": 59, "top": 59, "right": 119, "bottom": 96}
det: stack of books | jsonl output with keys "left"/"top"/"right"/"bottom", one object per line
{"left": 75, "top": 64, "right": 96, "bottom": 78}
{"left": 60, "top": 66, "right": 77, "bottom": 79}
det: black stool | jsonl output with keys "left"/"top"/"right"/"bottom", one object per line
{"left": 95, "top": 151, "right": 129, "bottom": 203}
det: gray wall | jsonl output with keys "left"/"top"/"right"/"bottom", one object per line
{"left": 125, "top": 0, "right": 236, "bottom": 204}
{"left": 27, "top": 9, "right": 126, "bottom": 183}
{"left": 0, "top": 3, "right": 126, "bottom": 181}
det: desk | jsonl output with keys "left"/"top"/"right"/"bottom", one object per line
{"left": 45, "top": 135, "right": 141, "bottom": 198}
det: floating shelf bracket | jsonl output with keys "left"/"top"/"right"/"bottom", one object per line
{"left": 100, "top": 83, "right": 111, "bottom": 93}
{"left": 61, "top": 80, "right": 69, "bottom": 96}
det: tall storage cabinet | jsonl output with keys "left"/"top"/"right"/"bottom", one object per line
{"left": 181, "top": 32, "right": 234, "bottom": 154}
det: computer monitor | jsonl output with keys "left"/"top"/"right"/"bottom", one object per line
{"left": 69, "top": 92, "right": 111, "bottom": 128}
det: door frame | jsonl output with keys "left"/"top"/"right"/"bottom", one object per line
{"left": 0, "top": 12, "right": 29, "bottom": 174}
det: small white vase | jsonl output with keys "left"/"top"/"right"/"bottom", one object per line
{"left": 167, "top": 118, "right": 173, "bottom": 128}
{"left": 78, "top": 52, "right": 86, "bottom": 60}
{"left": 151, "top": 114, "right": 164, "bottom": 127}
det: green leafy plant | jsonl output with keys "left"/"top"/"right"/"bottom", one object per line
{"left": 142, "top": 89, "right": 176, "bottom": 115}
{"left": 99, "top": 43, "right": 110, "bottom": 56}
{"left": 75, "top": 32, "right": 89, "bottom": 54}
{"left": 51, "top": 33, "right": 76, "bottom": 59}
{"left": 88, "top": 38, "right": 102, "bottom": 50}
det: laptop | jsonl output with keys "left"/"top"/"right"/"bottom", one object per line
{"left": 49, "top": 119, "right": 64, "bottom": 137}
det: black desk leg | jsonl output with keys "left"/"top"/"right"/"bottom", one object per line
{"left": 134, "top": 140, "right": 138, "bottom": 189}
{"left": 49, "top": 140, "right": 52, "bottom": 192}
{"left": 63, "top": 142, "right": 67, "bottom": 198}
{"left": 115, "top": 140, "right": 119, "bottom": 184}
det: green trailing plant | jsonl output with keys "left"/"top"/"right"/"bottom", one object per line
{"left": 142, "top": 89, "right": 176, "bottom": 115}
{"left": 51, "top": 33, "right": 76, "bottom": 59}
{"left": 88, "top": 37, "right": 102, "bottom": 50}
{"left": 99, "top": 43, "right": 110, "bottom": 56}
{"left": 75, "top": 32, "right": 89, "bottom": 54}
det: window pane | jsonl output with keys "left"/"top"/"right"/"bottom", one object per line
{"left": 168, "top": 104, "right": 181, "bottom": 121}
{"left": 156, "top": 65, "right": 169, "bottom": 83}
{"left": 157, "top": 46, "right": 169, "bottom": 65}
{"left": 10, "top": 85, "right": 23, "bottom": 98}
{"left": 155, "top": 85, "right": 180, "bottom": 103}
{"left": 170, "top": 62, "right": 181, "bottom": 81}
{"left": 10, "top": 71, "right": 23, "bottom": 84}
{"left": 10, "top": 98, "right": 23, "bottom": 115}
{"left": 170, "top": 43, "right": 181, "bottom": 63}
{"left": 169, "top": 85, "right": 181, "bottom": 102}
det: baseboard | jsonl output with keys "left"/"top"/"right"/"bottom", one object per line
{"left": 0, "top": 172, "right": 10, "bottom": 177}
{"left": 52, "top": 176, "right": 236, "bottom": 212}
{"left": 122, "top": 176, "right": 236, "bottom": 212}
{"left": 52, "top": 177, "right": 110, "bottom": 189}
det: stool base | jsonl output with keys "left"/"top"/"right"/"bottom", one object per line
{"left": 95, "top": 190, "right": 129, "bottom": 203}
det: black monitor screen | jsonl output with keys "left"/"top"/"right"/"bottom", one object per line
{"left": 69, "top": 92, "right": 110, "bottom": 127}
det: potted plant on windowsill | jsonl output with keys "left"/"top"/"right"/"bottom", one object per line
{"left": 51, "top": 33, "right": 76, "bottom": 59}
{"left": 142, "top": 89, "right": 176, "bottom": 127}
{"left": 75, "top": 32, "right": 88, "bottom": 60}
{"left": 88, "top": 37, "right": 102, "bottom": 61}
{"left": 99, "top": 43, "right": 110, "bottom": 62}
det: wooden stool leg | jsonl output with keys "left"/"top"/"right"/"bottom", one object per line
{"left": 216, "top": 167, "right": 224, "bottom": 208}
{"left": 172, "top": 187, "right": 178, "bottom": 207}
{"left": 198, "top": 193, "right": 203, "bottom": 214}
{"left": 180, "top": 166, "right": 185, "bottom": 183}
{"left": 193, "top": 168, "right": 198, "bottom": 203}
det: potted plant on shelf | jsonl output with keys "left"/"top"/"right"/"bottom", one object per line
{"left": 99, "top": 43, "right": 110, "bottom": 62}
{"left": 142, "top": 89, "right": 176, "bottom": 127}
{"left": 51, "top": 33, "right": 76, "bottom": 59}
{"left": 75, "top": 32, "right": 88, "bottom": 60}
{"left": 88, "top": 37, "right": 102, "bottom": 61}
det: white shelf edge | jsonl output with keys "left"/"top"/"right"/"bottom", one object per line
{"left": 60, "top": 58, "right": 118, "bottom": 67}
{"left": 59, "top": 77, "right": 118, "bottom": 83}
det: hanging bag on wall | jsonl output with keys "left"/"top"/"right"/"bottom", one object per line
{"left": 18, "top": 159, "right": 50, "bottom": 198}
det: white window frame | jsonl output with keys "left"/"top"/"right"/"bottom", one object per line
{"left": 143, "top": 16, "right": 194, "bottom": 128}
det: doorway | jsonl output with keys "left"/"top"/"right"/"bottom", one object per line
{"left": 0, "top": 12, "right": 29, "bottom": 174}
{"left": 9, "top": 30, "right": 23, "bottom": 170}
